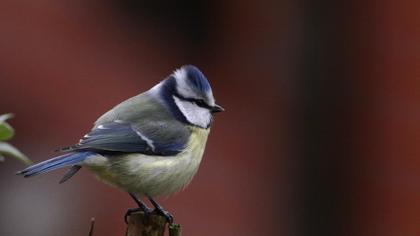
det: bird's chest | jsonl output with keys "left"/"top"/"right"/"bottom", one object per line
{"left": 109, "top": 127, "right": 210, "bottom": 196}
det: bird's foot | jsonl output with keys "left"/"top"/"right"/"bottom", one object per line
{"left": 153, "top": 206, "right": 174, "bottom": 224}
{"left": 124, "top": 207, "right": 152, "bottom": 224}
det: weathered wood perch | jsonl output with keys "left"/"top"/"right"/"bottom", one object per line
{"left": 125, "top": 212, "right": 181, "bottom": 236}
{"left": 88, "top": 217, "right": 95, "bottom": 236}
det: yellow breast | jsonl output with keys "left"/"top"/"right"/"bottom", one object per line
{"left": 187, "top": 126, "right": 210, "bottom": 156}
{"left": 86, "top": 126, "right": 211, "bottom": 196}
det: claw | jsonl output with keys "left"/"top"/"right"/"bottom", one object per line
{"left": 147, "top": 196, "right": 174, "bottom": 224}
{"left": 153, "top": 207, "right": 174, "bottom": 224}
{"left": 125, "top": 193, "right": 152, "bottom": 224}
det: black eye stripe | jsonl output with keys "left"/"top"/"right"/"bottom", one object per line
{"left": 195, "top": 99, "right": 206, "bottom": 106}
{"left": 174, "top": 94, "right": 211, "bottom": 109}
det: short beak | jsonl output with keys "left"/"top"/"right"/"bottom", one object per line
{"left": 211, "top": 104, "right": 225, "bottom": 113}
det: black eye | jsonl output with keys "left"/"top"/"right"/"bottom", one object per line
{"left": 195, "top": 99, "right": 206, "bottom": 107}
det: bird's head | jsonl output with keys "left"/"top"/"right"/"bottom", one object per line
{"left": 154, "top": 65, "right": 224, "bottom": 128}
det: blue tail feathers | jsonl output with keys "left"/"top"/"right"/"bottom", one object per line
{"left": 17, "top": 151, "right": 94, "bottom": 177}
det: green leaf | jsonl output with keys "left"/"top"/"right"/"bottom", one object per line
{"left": 0, "top": 114, "right": 15, "bottom": 141}
{"left": 0, "top": 142, "right": 32, "bottom": 165}
{"left": 0, "top": 122, "right": 14, "bottom": 141}
{"left": 0, "top": 113, "right": 14, "bottom": 123}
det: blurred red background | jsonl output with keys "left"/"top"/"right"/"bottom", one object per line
{"left": 0, "top": 0, "right": 419, "bottom": 236}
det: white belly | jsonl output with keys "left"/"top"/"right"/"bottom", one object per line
{"left": 84, "top": 128, "right": 209, "bottom": 197}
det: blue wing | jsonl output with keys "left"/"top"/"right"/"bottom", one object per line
{"left": 62, "top": 120, "right": 190, "bottom": 156}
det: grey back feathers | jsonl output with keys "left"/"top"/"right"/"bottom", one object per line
{"left": 69, "top": 92, "right": 191, "bottom": 156}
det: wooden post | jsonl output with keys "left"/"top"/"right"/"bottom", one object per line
{"left": 88, "top": 217, "right": 95, "bottom": 236}
{"left": 125, "top": 212, "right": 181, "bottom": 236}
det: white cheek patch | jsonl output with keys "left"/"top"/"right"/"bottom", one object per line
{"left": 173, "top": 96, "right": 211, "bottom": 128}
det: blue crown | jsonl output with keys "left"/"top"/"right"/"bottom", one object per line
{"left": 182, "top": 65, "right": 211, "bottom": 94}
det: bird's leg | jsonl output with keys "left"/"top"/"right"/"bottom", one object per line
{"left": 124, "top": 193, "right": 152, "bottom": 224}
{"left": 147, "top": 195, "right": 174, "bottom": 224}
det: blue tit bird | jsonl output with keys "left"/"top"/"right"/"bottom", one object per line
{"left": 17, "top": 65, "right": 224, "bottom": 223}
